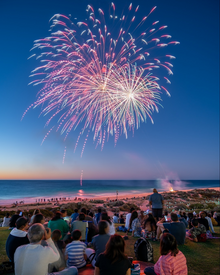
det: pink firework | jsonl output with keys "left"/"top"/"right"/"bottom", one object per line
{"left": 24, "top": 3, "right": 179, "bottom": 156}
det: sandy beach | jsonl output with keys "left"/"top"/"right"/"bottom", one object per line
{"left": 1, "top": 187, "right": 219, "bottom": 214}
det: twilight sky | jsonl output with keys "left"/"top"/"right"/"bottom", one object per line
{"left": 0, "top": 0, "right": 219, "bottom": 180}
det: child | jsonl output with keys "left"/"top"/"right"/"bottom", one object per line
{"left": 65, "top": 230, "right": 87, "bottom": 268}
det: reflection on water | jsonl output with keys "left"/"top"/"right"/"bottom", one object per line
{"left": 78, "top": 189, "right": 84, "bottom": 196}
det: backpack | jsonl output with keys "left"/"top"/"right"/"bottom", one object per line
{"left": 197, "top": 233, "right": 207, "bottom": 242}
{"left": 134, "top": 237, "right": 153, "bottom": 262}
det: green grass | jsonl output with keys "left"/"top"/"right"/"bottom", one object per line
{"left": 1, "top": 227, "right": 220, "bottom": 275}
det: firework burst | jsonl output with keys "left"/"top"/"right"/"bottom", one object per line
{"left": 23, "top": 2, "right": 179, "bottom": 157}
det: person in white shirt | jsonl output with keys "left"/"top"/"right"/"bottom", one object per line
{"left": 125, "top": 207, "right": 135, "bottom": 231}
{"left": 112, "top": 213, "right": 119, "bottom": 223}
{"left": 14, "top": 223, "right": 78, "bottom": 275}
{"left": 203, "top": 211, "right": 215, "bottom": 233}
{"left": 2, "top": 213, "right": 10, "bottom": 227}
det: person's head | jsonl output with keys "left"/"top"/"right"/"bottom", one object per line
{"left": 88, "top": 212, "right": 94, "bottom": 218}
{"left": 16, "top": 217, "right": 28, "bottom": 230}
{"left": 98, "top": 220, "right": 109, "bottom": 235}
{"left": 153, "top": 188, "right": 158, "bottom": 193}
{"left": 98, "top": 208, "right": 102, "bottom": 213}
{"left": 191, "top": 219, "right": 198, "bottom": 227}
{"left": 130, "top": 207, "right": 135, "bottom": 213}
{"left": 164, "top": 211, "right": 169, "bottom": 216}
{"left": 52, "top": 211, "right": 62, "bottom": 221}
{"left": 61, "top": 209, "right": 67, "bottom": 217}
{"left": 104, "top": 234, "right": 126, "bottom": 263}
{"left": 52, "top": 229, "right": 62, "bottom": 242}
{"left": 101, "top": 212, "right": 111, "bottom": 224}
{"left": 28, "top": 223, "right": 45, "bottom": 244}
{"left": 33, "top": 209, "right": 40, "bottom": 215}
{"left": 188, "top": 212, "right": 193, "bottom": 219}
{"left": 74, "top": 209, "right": 78, "bottom": 213}
{"left": 16, "top": 210, "right": 21, "bottom": 215}
{"left": 129, "top": 210, "right": 138, "bottom": 228}
{"left": 171, "top": 213, "right": 178, "bottom": 222}
{"left": 199, "top": 212, "right": 206, "bottom": 219}
{"left": 6, "top": 213, "right": 10, "bottom": 218}
{"left": 33, "top": 214, "right": 45, "bottom": 225}
{"left": 71, "top": 229, "right": 81, "bottom": 241}
{"left": 80, "top": 208, "right": 87, "bottom": 215}
{"left": 160, "top": 233, "right": 179, "bottom": 256}
{"left": 120, "top": 214, "right": 124, "bottom": 218}
{"left": 79, "top": 213, "right": 85, "bottom": 221}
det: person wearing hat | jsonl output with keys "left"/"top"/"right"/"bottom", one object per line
{"left": 149, "top": 188, "right": 164, "bottom": 221}
{"left": 6, "top": 217, "right": 29, "bottom": 263}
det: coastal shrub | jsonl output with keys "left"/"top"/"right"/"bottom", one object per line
{"left": 119, "top": 203, "right": 140, "bottom": 212}
{"left": 89, "top": 200, "right": 104, "bottom": 204}
{"left": 189, "top": 203, "right": 205, "bottom": 209}
{"left": 106, "top": 200, "right": 124, "bottom": 207}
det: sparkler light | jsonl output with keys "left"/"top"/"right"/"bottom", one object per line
{"left": 23, "top": 3, "right": 179, "bottom": 156}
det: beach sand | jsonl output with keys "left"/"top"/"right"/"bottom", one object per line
{"left": 0, "top": 186, "right": 219, "bottom": 213}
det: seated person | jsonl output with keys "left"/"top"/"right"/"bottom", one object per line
{"left": 92, "top": 221, "right": 110, "bottom": 265}
{"left": 6, "top": 217, "right": 29, "bottom": 263}
{"left": 203, "top": 211, "right": 215, "bottom": 233}
{"left": 48, "top": 211, "right": 69, "bottom": 240}
{"left": 143, "top": 213, "right": 157, "bottom": 240}
{"left": 187, "top": 219, "right": 206, "bottom": 242}
{"left": 157, "top": 213, "right": 186, "bottom": 245}
{"left": 119, "top": 214, "right": 125, "bottom": 224}
{"left": 197, "top": 211, "right": 209, "bottom": 231}
{"left": 2, "top": 213, "right": 10, "bottom": 227}
{"left": 49, "top": 229, "right": 66, "bottom": 272}
{"left": 14, "top": 224, "right": 77, "bottom": 275}
{"left": 65, "top": 230, "right": 87, "bottom": 269}
{"left": 9, "top": 210, "right": 22, "bottom": 229}
{"left": 81, "top": 208, "right": 98, "bottom": 242}
{"left": 101, "top": 212, "right": 115, "bottom": 235}
{"left": 71, "top": 209, "right": 79, "bottom": 223}
{"left": 113, "top": 213, "right": 119, "bottom": 223}
{"left": 144, "top": 233, "right": 187, "bottom": 275}
{"left": 129, "top": 210, "right": 142, "bottom": 237}
{"left": 187, "top": 212, "right": 194, "bottom": 229}
{"left": 95, "top": 234, "right": 131, "bottom": 275}
{"left": 71, "top": 213, "right": 88, "bottom": 241}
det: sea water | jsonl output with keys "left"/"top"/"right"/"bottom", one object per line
{"left": 0, "top": 180, "right": 219, "bottom": 205}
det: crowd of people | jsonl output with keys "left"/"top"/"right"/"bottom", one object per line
{"left": 1, "top": 188, "right": 220, "bottom": 275}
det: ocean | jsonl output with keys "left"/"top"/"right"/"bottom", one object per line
{"left": 0, "top": 180, "right": 219, "bottom": 205}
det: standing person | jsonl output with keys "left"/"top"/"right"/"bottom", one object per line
{"left": 149, "top": 189, "right": 164, "bottom": 221}
{"left": 14, "top": 224, "right": 78, "bottom": 275}
{"left": 95, "top": 208, "right": 102, "bottom": 224}
{"left": 48, "top": 211, "right": 69, "bottom": 240}
{"left": 6, "top": 217, "right": 29, "bottom": 263}
{"left": 94, "top": 234, "right": 131, "bottom": 275}
{"left": 144, "top": 233, "right": 188, "bottom": 275}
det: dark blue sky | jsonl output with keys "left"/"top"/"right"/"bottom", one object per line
{"left": 0, "top": 0, "right": 219, "bottom": 180}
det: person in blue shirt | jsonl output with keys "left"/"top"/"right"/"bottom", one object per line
{"left": 149, "top": 188, "right": 164, "bottom": 221}
{"left": 95, "top": 208, "right": 102, "bottom": 224}
{"left": 71, "top": 209, "right": 79, "bottom": 223}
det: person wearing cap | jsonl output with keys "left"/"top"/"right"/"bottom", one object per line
{"left": 149, "top": 188, "right": 164, "bottom": 221}
{"left": 6, "top": 217, "right": 29, "bottom": 263}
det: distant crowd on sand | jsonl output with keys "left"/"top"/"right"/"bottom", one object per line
{"left": 1, "top": 188, "right": 220, "bottom": 275}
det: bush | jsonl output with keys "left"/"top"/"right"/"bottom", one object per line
{"left": 119, "top": 203, "right": 140, "bottom": 212}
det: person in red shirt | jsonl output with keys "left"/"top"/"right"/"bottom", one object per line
{"left": 144, "top": 233, "right": 188, "bottom": 275}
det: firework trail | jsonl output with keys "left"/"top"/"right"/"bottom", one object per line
{"left": 24, "top": 3, "right": 179, "bottom": 156}
{"left": 80, "top": 170, "right": 83, "bottom": 186}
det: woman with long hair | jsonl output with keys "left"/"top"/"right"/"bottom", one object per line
{"left": 94, "top": 234, "right": 131, "bottom": 275}
{"left": 129, "top": 210, "right": 142, "bottom": 237}
{"left": 101, "top": 212, "right": 115, "bottom": 235}
{"left": 144, "top": 213, "right": 157, "bottom": 240}
{"left": 144, "top": 233, "right": 187, "bottom": 275}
